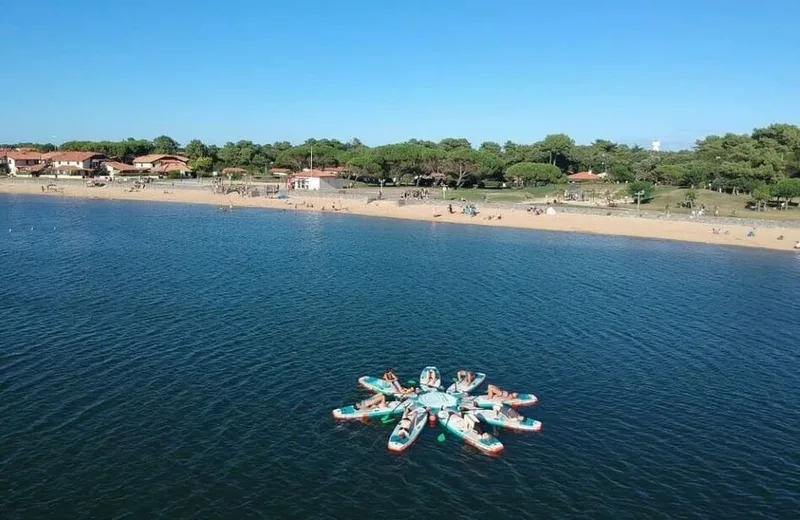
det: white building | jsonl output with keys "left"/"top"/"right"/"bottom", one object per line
{"left": 50, "top": 152, "right": 105, "bottom": 170}
{"left": 289, "top": 170, "right": 346, "bottom": 190}
{"left": 4, "top": 152, "right": 43, "bottom": 174}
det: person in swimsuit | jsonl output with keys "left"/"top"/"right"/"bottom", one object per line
{"left": 457, "top": 370, "right": 476, "bottom": 387}
{"left": 486, "top": 384, "right": 519, "bottom": 400}
{"left": 396, "top": 408, "right": 414, "bottom": 439}
{"left": 384, "top": 368, "right": 415, "bottom": 395}
{"left": 355, "top": 393, "right": 386, "bottom": 410}
{"left": 383, "top": 368, "right": 400, "bottom": 389}
{"left": 494, "top": 404, "right": 522, "bottom": 421}
{"left": 424, "top": 369, "right": 440, "bottom": 387}
{"left": 463, "top": 412, "right": 491, "bottom": 440}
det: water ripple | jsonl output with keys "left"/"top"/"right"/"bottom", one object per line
{"left": 1, "top": 195, "right": 799, "bottom": 519}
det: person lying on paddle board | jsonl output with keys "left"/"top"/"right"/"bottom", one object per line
{"left": 486, "top": 384, "right": 519, "bottom": 400}
{"left": 457, "top": 370, "right": 476, "bottom": 385}
{"left": 396, "top": 408, "right": 414, "bottom": 438}
{"left": 464, "top": 413, "right": 492, "bottom": 440}
{"left": 494, "top": 403, "right": 523, "bottom": 421}
{"left": 383, "top": 368, "right": 401, "bottom": 389}
{"left": 423, "top": 369, "right": 440, "bottom": 387}
{"left": 355, "top": 393, "right": 387, "bottom": 410}
{"left": 383, "top": 368, "right": 416, "bottom": 395}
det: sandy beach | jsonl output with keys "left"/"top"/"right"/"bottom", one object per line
{"left": 2, "top": 179, "right": 799, "bottom": 252}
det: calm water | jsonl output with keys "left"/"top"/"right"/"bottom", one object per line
{"left": 1, "top": 194, "right": 799, "bottom": 519}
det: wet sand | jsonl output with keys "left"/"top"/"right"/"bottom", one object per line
{"left": 2, "top": 180, "right": 799, "bottom": 252}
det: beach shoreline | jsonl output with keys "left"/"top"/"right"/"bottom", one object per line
{"left": 2, "top": 179, "right": 799, "bottom": 253}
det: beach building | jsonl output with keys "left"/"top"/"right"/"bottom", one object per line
{"left": 568, "top": 171, "right": 601, "bottom": 183}
{"left": 50, "top": 152, "right": 105, "bottom": 170}
{"left": 102, "top": 161, "right": 140, "bottom": 177}
{"left": 288, "top": 170, "right": 346, "bottom": 190}
{"left": 132, "top": 154, "right": 191, "bottom": 176}
{"left": 133, "top": 154, "right": 189, "bottom": 169}
{"left": 4, "top": 151, "right": 44, "bottom": 174}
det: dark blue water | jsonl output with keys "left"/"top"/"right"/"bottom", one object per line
{"left": 1, "top": 194, "right": 799, "bottom": 519}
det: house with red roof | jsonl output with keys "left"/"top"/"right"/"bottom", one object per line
{"left": 101, "top": 161, "right": 140, "bottom": 177}
{"left": 51, "top": 152, "right": 106, "bottom": 171}
{"left": 132, "top": 154, "right": 191, "bottom": 176}
{"left": 4, "top": 151, "right": 45, "bottom": 174}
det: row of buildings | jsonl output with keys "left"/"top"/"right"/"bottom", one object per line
{"left": 0, "top": 149, "right": 192, "bottom": 177}
{"left": 1, "top": 147, "right": 351, "bottom": 190}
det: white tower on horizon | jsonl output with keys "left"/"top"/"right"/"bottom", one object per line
{"left": 651, "top": 140, "right": 661, "bottom": 152}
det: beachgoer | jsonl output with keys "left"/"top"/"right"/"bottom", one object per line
{"left": 494, "top": 404, "right": 522, "bottom": 421}
{"left": 463, "top": 412, "right": 492, "bottom": 440}
{"left": 486, "top": 384, "right": 518, "bottom": 400}
{"left": 396, "top": 408, "right": 414, "bottom": 438}
{"left": 383, "top": 368, "right": 399, "bottom": 384}
{"left": 457, "top": 370, "right": 476, "bottom": 386}
{"left": 355, "top": 393, "right": 386, "bottom": 410}
{"left": 795, "top": 241, "right": 800, "bottom": 250}
{"left": 424, "top": 369, "right": 439, "bottom": 387}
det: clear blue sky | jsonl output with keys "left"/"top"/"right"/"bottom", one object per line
{"left": 3, "top": 0, "right": 799, "bottom": 150}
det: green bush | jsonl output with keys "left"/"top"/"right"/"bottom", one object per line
{"left": 627, "top": 181, "right": 654, "bottom": 202}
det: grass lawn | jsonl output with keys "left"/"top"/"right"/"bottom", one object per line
{"left": 623, "top": 187, "right": 800, "bottom": 221}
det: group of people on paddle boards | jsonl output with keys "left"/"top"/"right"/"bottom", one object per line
{"left": 353, "top": 368, "right": 518, "bottom": 413}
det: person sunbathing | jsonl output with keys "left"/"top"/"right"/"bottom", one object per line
{"left": 423, "top": 369, "right": 439, "bottom": 387}
{"left": 396, "top": 408, "right": 415, "bottom": 439}
{"left": 463, "top": 412, "right": 492, "bottom": 440}
{"left": 457, "top": 370, "right": 476, "bottom": 386}
{"left": 486, "top": 384, "right": 519, "bottom": 400}
{"left": 355, "top": 393, "right": 386, "bottom": 410}
{"left": 383, "top": 368, "right": 402, "bottom": 390}
{"left": 495, "top": 404, "right": 522, "bottom": 421}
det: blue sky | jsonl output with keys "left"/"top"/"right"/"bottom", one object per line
{"left": 3, "top": 0, "right": 799, "bottom": 150}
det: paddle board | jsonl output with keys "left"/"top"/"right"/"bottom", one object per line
{"left": 436, "top": 410, "right": 504, "bottom": 454}
{"left": 474, "top": 408, "right": 542, "bottom": 432}
{"left": 332, "top": 400, "right": 411, "bottom": 420}
{"left": 419, "top": 366, "right": 442, "bottom": 392}
{"left": 387, "top": 407, "right": 428, "bottom": 452}
{"left": 446, "top": 372, "right": 486, "bottom": 394}
{"left": 358, "top": 375, "right": 403, "bottom": 396}
{"left": 473, "top": 393, "right": 538, "bottom": 408}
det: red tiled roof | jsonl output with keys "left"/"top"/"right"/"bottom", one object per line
{"left": 41, "top": 151, "right": 62, "bottom": 159}
{"left": 51, "top": 152, "right": 104, "bottom": 162}
{"left": 102, "top": 161, "right": 138, "bottom": 171}
{"left": 568, "top": 171, "right": 600, "bottom": 181}
{"left": 152, "top": 162, "right": 192, "bottom": 173}
{"left": 20, "top": 163, "right": 49, "bottom": 173}
{"left": 133, "top": 154, "right": 189, "bottom": 163}
{"left": 6, "top": 151, "right": 43, "bottom": 161}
